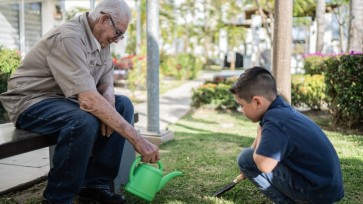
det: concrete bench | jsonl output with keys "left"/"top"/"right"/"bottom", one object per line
{"left": 0, "top": 112, "right": 138, "bottom": 194}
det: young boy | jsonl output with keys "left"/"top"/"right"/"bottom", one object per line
{"left": 229, "top": 67, "right": 344, "bottom": 203}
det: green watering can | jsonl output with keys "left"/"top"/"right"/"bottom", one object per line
{"left": 125, "top": 156, "right": 183, "bottom": 202}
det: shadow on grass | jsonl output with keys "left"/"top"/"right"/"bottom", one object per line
{"left": 184, "top": 116, "right": 219, "bottom": 125}
{"left": 171, "top": 123, "right": 254, "bottom": 146}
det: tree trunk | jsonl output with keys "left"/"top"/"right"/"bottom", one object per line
{"left": 315, "top": 0, "right": 325, "bottom": 53}
{"left": 332, "top": 4, "right": 347, "bottom": 53}
{"left": 254, "top": 0, "right": 272, "bottom": 44}
{"left": 347, "top": 0, "right": 363, "bottom": 52}
{"left": 203, "top": 1, "right": 211, "bottom": 65}
{"left": 272, "top": 0, "right": 292, "bottom": 104}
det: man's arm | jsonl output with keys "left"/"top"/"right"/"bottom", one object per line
{"left": 97, "top": 82, "right": 116, "bottom": 137}
{"left": 77, "top": 90, "right": 159, "bottom": 163}
{"left": 97, "top": 82, "right": 115, "bottom": 107}
{"left": 252, "top": 125, "right": 278, "bottom": 173}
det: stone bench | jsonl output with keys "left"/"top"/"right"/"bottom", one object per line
{"left": 0, "top": 112, "right": 138, "bottom": 194}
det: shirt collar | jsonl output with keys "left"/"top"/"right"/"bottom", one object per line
{"left": 92, "top": 35, "right": 101, "bottom": 51}
{"left": 80, "top": 12, "right": 100, "bottom": 52}
{"left": 259, "top": 95, "right": 287, "bottom": 125}
{"left": 267, "top": 95, "right": 286, "bottom": 111}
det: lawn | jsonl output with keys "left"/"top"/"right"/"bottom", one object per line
{"left": 0, "top": 108, "right": 362, "bottom": 203}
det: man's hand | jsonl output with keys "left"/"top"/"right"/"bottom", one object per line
{"left": 101, "top": 123, "right": 113, "bottom": 137}
{"left": 134, "top": 135, "right": 160, "bottom": 163}
{"left": 78, "top": 90, "right": 160, "bottom": 163}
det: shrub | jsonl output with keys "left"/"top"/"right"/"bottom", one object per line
{"left": 213, "top": 83, "right": 239, "bottom": 110}
{"left": 160, "top": 54, "right": 177, "bottom": 78}
{"left": 191, "top": 83, "right": 216, "bottom": 108}
{"left": 160, "top": 54, "right": 202, "bottom": 80}
{"left": 0, "top": 46, "right": 21, "bottom": 93}
{"left": 191, "top": 81, "right": 239, "bottom": 110}
{"left": 0, "top": 46, "right": 21, "bottom": 123}
{"left": 291, "top": 74, "right": 326, "bottom": 110}
{"left": 303, "top": 53, "right": 328, "bottom": 75}
{"left": 324, "top": 52, "right": 363, "bottom": 128}
{"left": 127, "top": 55, "right": 147, "bottom": 92}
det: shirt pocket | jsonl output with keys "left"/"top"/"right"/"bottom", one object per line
{"left": 88, "top": 52, "right": 104, "bottom": 72}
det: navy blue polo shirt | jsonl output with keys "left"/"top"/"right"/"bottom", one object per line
{"left": 257, "top": 96, "right": 343, "bottom": 196}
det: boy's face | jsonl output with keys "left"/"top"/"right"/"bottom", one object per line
{"left": 234, "top": 95, "right": 266, "bottom": 123}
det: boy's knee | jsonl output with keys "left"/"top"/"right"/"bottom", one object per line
{"left": 237, "top": 148, "right": 255, "bottom": 170}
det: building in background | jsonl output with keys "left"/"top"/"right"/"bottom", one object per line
{"left": 0, "top": 0, "right": 129, "bottom": 57}
{"left": 0, "top": 0, "right": 52, "bottom": 55}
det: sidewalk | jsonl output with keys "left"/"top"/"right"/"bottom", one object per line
{"left": 0, "top": 71, "right": 215, "bottom": 195}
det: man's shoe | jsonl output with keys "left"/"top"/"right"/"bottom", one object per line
{"left": 77, "top": 188, "right": 126, "bottom": 204}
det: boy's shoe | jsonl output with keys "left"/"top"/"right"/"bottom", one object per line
{"left": 42, "top": 197, "right": 68, "bottom": 204}
{"left": 77, "top": 188, "right": 126, "bottom": 204}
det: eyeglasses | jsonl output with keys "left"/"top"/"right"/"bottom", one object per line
{"left": 101, "top": 12, "right": 124, "bottom": 40}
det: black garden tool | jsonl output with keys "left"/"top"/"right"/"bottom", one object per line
{"left": 213, "top": 174, "right": 244, "bottom": 197}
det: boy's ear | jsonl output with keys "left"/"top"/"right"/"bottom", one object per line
{"left": 252, "top": 96, "right": 262, "bottom": 104}
{"left": 252, "top": 96, "right": 263, "bottom": 107}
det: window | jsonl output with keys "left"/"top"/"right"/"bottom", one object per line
{"left": 0, "top": 1, "right": 42, "bottom": 53}
{"left": 0, "top": 3, "right": 20, "bottom": 50}
{"left": 24, "top": 2, "right": 42, "bottom": 53}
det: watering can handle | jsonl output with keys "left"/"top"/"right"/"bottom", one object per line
{"left": 129, "top": 156, "right": 164, "bottom": 182}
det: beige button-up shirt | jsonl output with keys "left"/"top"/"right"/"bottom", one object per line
{"left": 0, "top": 13, "right": 114, "bottom": 123}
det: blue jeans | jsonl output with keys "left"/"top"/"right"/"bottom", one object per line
{"left": 16, "top": 95, "right": 134, "bottom": 203}
{"left": 237, "top": 148, "right": 340, "bottom": 204}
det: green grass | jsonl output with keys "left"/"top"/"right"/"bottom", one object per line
{"left": 1, "top": 108, "right": 362, "bottom": 203}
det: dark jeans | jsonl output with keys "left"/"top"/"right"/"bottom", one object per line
{"left": 16, "top": 95, "right": 134, "bottom": 203}
{"left": 237, "top": 148, "right": 341, "bottom": 204}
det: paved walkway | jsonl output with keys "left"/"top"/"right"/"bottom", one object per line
{"left": 0, "top": 71, "right": 215, "bottom": 195}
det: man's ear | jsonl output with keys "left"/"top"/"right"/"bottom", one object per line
{"left": 99, "top": 14, "right": 109, "bottom": 24}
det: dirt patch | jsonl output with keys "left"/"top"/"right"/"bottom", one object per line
{"left": 301, "top": 109, "right": 363, "bottom": 135}
{"left": 1, "top": 181, "right": 46, "bottom": 203}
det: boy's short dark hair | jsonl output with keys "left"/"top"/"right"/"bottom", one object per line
{"left": 229, "top": 66, "right": 277, "bottom": 102}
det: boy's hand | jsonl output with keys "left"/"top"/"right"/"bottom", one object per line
{"left": 257, "top": 125, "right": 262, "bottom": 137}
{"left": 238, "top": 173, "right": 246, "bottom": 181}
{"left": 251, "top": 125, "right": 263, "bottom": 149}
{"left": 255, "top": 125, "right": 263, "bottom": 149}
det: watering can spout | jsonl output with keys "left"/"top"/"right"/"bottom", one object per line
{"left": 158, "top": 171, "right": 183, "bottom": 192}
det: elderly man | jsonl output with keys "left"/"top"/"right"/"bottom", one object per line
{"left": 0, "top": 0, "right": 159, "bottom": 203}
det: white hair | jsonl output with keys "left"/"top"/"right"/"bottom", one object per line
{"left": 89, "top": 0, "right": 132, "bottom": 24}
